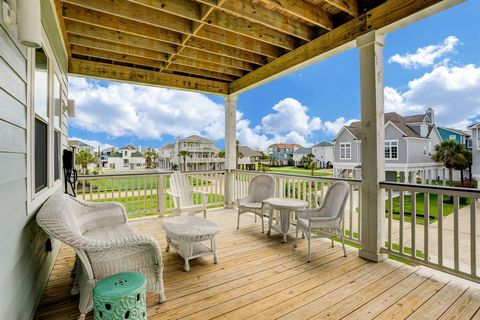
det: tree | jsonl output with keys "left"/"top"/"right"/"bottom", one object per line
{"left": 432, "top": 140, "right": 468, "bottom": 186}
{"left": 144, "top": 150, "right": 156, "bottom": 168}
{"left": 217, "top": 150, "right": 225, "bottom": 158}
{"left": 75, "top": 150, "right": 95, "bottom": 175}
{"left": 454, "top": 149, "right": 472, "bottom": 186}
{"left": 308, "top": 161, "right": 316, "bottom": 176}
{"left": 178, "top": 150, "right": 191, "bottom": 171}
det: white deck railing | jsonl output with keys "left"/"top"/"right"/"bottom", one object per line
{"left": 380, "top": 182, "right": 479, "bottom": 283}
{"left": 233, "top": 170, "right": 362, "bottom": 245}
{"left": 76, "top": 170, "right": 226, "bottom": 216}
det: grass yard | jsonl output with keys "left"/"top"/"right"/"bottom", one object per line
{"left": 386, "top": 192, "right": 469, "bottom": 224}
{"left": 268, "top": 166, "right": 333, "bottom": 177}
{"left": 91, "top": 192, "right": 224, "bottom": 217}
{"left": 78, "top": 176, "right": 211, "bottom": 193}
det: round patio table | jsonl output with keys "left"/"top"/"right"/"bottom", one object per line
{"left": 263, "top": 198, "right": 308, "bottom": 243}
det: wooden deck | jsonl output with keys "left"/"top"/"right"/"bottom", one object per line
{"left": 35, "top": 209, "right": 480, "bottom": 320}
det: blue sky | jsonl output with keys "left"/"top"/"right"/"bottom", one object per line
{"left": 69, "top": 0, "right": 480, "bottom": 151}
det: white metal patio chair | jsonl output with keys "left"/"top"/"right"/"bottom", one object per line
{"left": 169, "top": 171, "right": 208, "bottom": 217}
{"left": 36, "top": 193, "right": 165, "bottom": 320}
{"left": 237, "top": 174, "right": 275, "bottom": 233}
{"left": 294, "top": 181, "right": 350, "bottom": 262}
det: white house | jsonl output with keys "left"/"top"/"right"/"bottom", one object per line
{"left": 312, "top": 141, "right": 334, "bottom": 168}
{"left": 293, "top": 147, "right": 312, "bottom": 167}
{"left": 158, "top": 135, "right": 224, "bottom": 171}
{"left": 68, "top": 139, "right": 94, "bottom": 154}
{"left": 107, "top": 144, "right": 145, "bottom": 170}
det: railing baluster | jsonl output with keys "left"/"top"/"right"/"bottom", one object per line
{"left": 424, "top": 193, "right": 430, "bottom": 262}
{"left": 388, "top": 189, "right": 393, "bottom": 251}
{"left": 89, "top": 179, "right": 92, "bottom": 201}
{"left": 411, "top": 192, "right": 416, "bottom": 259}
{"left": 143, "top": 177, "right": 146, "bottom": 213}
{"left": 438, "top": 193, "right": 443, "bottom": 266}
{"left": 454, "top": 196, "right": 459, "bottom": 271}
{"left": 399, "top": 190, "right": 404, "bottom": 254}
{"left": 470, "top": 197, "right": 477, "bottom": 276}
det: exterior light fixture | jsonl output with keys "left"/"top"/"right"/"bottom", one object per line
{"left": 17, "top": 0, "right": 42, "bottom": 48}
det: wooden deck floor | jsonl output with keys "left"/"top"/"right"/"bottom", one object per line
{"left": 35, "top": 209, "right": 480, "bottom": 320}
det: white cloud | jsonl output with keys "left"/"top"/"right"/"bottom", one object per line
{"left": 70, "top": 137, "right": 114, "bottom": 151}
{"left": 384, "top": 64, "right": 480, "bottom": 129}
{"left": 388, "top": 36, "right": 460, "bottom": 69}
{"left": 69, "top": 77, "right": 225, "bottom": 141}
{"left": 323, "top": 117, "right": 358, "bottom": 136}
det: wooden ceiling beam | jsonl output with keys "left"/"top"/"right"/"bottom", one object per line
{"left": 170, "top": 56, "right": 245, "bottom": 77}
{"left": 62, "top": 4, "right": 182, "bottom": 45}
{"left": 261, "top": 0, "right": 334, "bottom": 29}
{"left": 324, "top": 0, "right": 360, "bottom": 17}
{"left": 68, "top": 58, "right": 229, "bottom": 95}
{"left": 180, "top": 48, "right": 255, "bottom": 71}
{"left": 65, "top": 20, "right": 178, "bottom": 55}
{"left": 68, "top": 34, "right": 170, "bottom": 61}
{"left": 166, "top": 64, "right": 237, "bottom": 82}
{"left": 62, "top": 0, "right": 193, "bottom": 34}
{"left": 127, "top": 0, "right": 202, "bottom": 21}
{"left": 70, "top": 45, "right": 165, "bottom": 69}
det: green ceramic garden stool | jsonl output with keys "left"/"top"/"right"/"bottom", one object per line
{"left": 93, "top": 272, "right": 147, "bottom": 320}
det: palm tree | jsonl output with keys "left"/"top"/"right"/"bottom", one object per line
{"left": 144, "top": 150, "right": 156, "bottom": 168}
{"left": 178, "top": 150, "right": 191, "bottom": 171}
{"left": 75, "top": 150, "right": 95, "bottom": 175}
{"left": 217, "top": 150, "right": 225, "bottom": 158}
{"left": 432, "top": 140, "right": 468, "bottom": 186}
{"left": 454, "top": 149, "right": 472, "bottom": 186}
{"left": 308, "top": 161, "right": 316, "bottom": 176}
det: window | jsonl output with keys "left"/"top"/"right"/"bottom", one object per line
{"left": 449, "top": 134, "right": 456, "bottom": 141}
{"left": 467, "top": 138, "right": 472, "bottom": 149}
{"left": 385, "top": 140, "right": 399, "bottom": 160}
{"left": 340, "top": 143, "right": 351, "bottom": 160}
{"left": 34, "top": 49, "right": 49, "bottom": 192}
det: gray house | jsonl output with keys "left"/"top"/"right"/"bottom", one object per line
{"left": 333, "top": 110, "right": 444, "bottom": 182}
{"left": 467, "top": 122, "right": 480, "bottom": 184}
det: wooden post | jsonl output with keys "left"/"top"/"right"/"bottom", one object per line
{"left": 357, "top": 31, "right": 387, "bottom": 262}
{"left": 157, "top": 174, "right": 166, "bottom": 217}
{"left": 224, "top": 94, "right": 237, "bottom": 208}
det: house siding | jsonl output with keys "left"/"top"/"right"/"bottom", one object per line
{"left": 384, "top": 124, "right": 407, "bottom": 164}
{"left": 334, "top": 129, "right": 360, "bottom": 164}
{"left": 0, "top": 1, "right": 67, "bottom": 319}
{"left": 472, "top": 129, "right": 480, "bottom": 178}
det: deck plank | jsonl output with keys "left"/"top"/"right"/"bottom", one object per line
{"left": 34, "top": 209, "right": 480, "bottom": 320}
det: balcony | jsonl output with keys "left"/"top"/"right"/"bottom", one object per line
{"left": 34, "top": 171, "right": 480, "bottom": 319}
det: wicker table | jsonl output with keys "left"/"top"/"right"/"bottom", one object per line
{"left": 161, "top": 216, "right": 219, "bottom": 271}
{"left": 264, "top": 198, "right": 308, "bottom": 243}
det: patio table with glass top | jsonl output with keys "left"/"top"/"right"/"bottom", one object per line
{"left": 264, "top": 198, "right": 308, "bottom": 243}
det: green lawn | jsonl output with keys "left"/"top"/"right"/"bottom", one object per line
{"left": 91, "top": 192, "right": 224, "bottom": 216}
{"left": 268, "top": 166, "right": 333, "bottom": 177}
{"left": 386, "top": 193, "right": 469, "bottom": 224}
{"left": 79, "top": 176, "right": 211, "bottom": 193}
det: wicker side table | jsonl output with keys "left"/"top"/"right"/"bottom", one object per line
{"left": 162, "top": 216, "right": 219, "bottom": 271}
{"left": 93, "top": 272, "right": 147, "bottom": 320}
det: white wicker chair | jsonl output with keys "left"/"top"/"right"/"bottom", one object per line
{"left": 237, "top": 174, "right": 275, "bottom": 233}
{"left": 294, "top": 181, "right": 350, "bottom": 262}
{"left": 36, "top": 193, "right": 166, "bottom": 320}
{"left": 169, "top": 171, "right": 207, "bottom": 217}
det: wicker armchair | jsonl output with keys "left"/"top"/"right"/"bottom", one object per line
{"left": 237, "top": 174, "right": 275, "bottom": 233}
{"left": 294, "top": 181, "right": 350, "bottom": 262}
{"left": 36, "top": 193, "right": 166, "bottom": 320}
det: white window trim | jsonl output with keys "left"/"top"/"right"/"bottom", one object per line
{"left": 340, "top": 142, "right": 351, "bottom": 160}
{"left": 26, "top": 29, "right": 66, "bottom": 215}
{"left": 385, "top": 140, "right": 399, "bottom": 160}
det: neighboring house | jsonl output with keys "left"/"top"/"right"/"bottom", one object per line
{"left": 268, "top": 144, "right": 303, "bottom": 166}
{"left": 158, "top": 135, "right": 224, "bottom": 171}
{"left": 293, "top": 148, "right": 312, "bottom": 167}
{"left": 107, "top": 144, "right": 145, "bottom": 170}
{"left": 333, "top": 110, "right": 444, "bottom": 182}
{"left": 237, "top": 146, "right": 268, "bottom": 170}
{"left": 68, "top": 140, "right": 95, "bottom": 154}
{"left": 467, "top": 122, "right": 480, "bottom": 184}
{"left": 437, "top": 126, "right": 472, "bottom": 150}
{"left": 312, "top": 142, "right": 334, "bottom": 168}
{"left": 100, "top": 147, "right": 116, "bottom": 166}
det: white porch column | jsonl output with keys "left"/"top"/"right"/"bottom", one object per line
{"left": 357, "top": 31, "right": 387, "bottom": 262}
{"left": 224, "top": 94, "right": 237, "bottom": 208}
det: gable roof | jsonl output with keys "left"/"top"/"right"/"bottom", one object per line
{"left": 438, "top": 126, "right": 472, "bottom": 137}
{"left": 178, "top": 135, "right": 213, "bottom": 143}
{"left": 109, "top": 152, "right": 123, "bottom": 158}
{"left": 119, "top": 144, "right": 137, "bottom": 150}
{"left": 131, "top": 151, "right": 144, "bottom": 158}
{"left": 238, "top": 146, "right": 262, "bottom": 157}
{"left": 468, "top": 122, "right": 480, "bottom": 130}
{"left": 312, "top": 141, "right": 333, "bottom": 147}
{"left": 68, "top": 140, "right": 94, "bottom": 148}
{"left": 294, "top": 147, "right": 312, "bottom": 155}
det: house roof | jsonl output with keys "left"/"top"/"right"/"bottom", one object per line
{"left": 131, "top": 151, "right": 144, "bottom": 158}
{"left": 294, "top": 147, "right": 312, "bottom": 155}
{"left": 312, "top": 141, "right": 333, "bottom": 147}
{"left": 68, "top": 140, "right": 94, "bottom": 148}
{"left": 119, "top": 144, "right": 137, "bottom": 150}
{"left": 269, "top": 143, "right": 303, "bottom": 149}
{"left": 438, "top": 126, "right": 472, "bottom": 137}
{"left": 238, "top": 146, "right": 262, "bottom": 157}
{"left": 468, "top": 122, "right": 480, "bottom": 130}
{"left": 339, "top": 112, "right": 431, "bottom": 141}
{"left": 178, "top": 135, "right": 213, "bottom": 143}
{"left": 109, "top": 152, "right": 123, "bottom": 158}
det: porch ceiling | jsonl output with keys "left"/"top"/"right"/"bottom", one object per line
{"left": 54, "top": 0, "right": 459, "bottom": 95}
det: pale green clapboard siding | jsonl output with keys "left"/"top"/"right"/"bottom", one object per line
{"left": 0, "top": 0, "right": 68, "bottom": 319}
